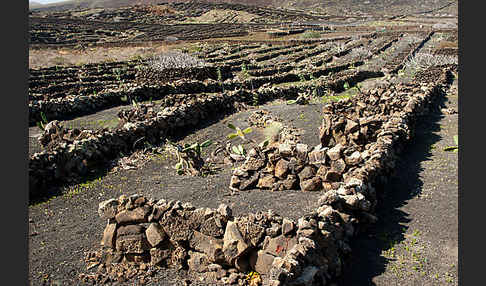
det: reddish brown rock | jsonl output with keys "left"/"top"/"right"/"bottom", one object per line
{"left": 308, "top": 148, "right": 327, "bottom": 165}
{"left": 115, "top": 206, "right": 151, "bottom": 224}
{"left": 242, "top": 157, "right": 265, "bottom": 171}
{"left": 324, "top": 170, "right": 341, "bottom": 182}
{"left": 253, "top": 250, "right": 276, "bottom": 275}
{"left": 257, "top": 175, "right": 276, "bottom": 189}
{"left": 331, "top": 158, "right": 346, "bottom": 174}
{"left": 145, "top": 223, "right": 166, "bottom": 247}
{"left": 223, "top": 221, "right": 250, "bottom": 265}
{"left": 150, "top": 247, "right": 171, "bottom": 266}
{"left": 300, "top": 177, "right": 322, "bottom": 192}
{"left": 298, "top": 165, "right": 316, "bottom": 182}
{"left": 239, "top": 172, "right": 260, "bottom": 190}
{"left": 98, "top": 199, "right": 119, "bottom": 220}
{"left": 278, "top": 143, "right": 293, "bottom": 157}
{"left": 345, "top": 119, "right": 359, "bottom": 134}
{"left": 327, "top": 144, "right": 343, "bottom": 161}
{"left": 263, "top": 235, "right": 298, "bottom": 258}
{"left": 282, "top": 218, "right": 295, "bottom": 236}
{"left": 281, "top": 174, "right": 298, "bottom": 190}
{"left": 345, "top": 151, "right": 362, "bottom": 165}
{"left": 189, "top": 231, "right": 224, "bottom": 263}
{"left": 295, "top": 144, "right": 308, "bottom": 162}
{"left": 116, "top": 234, "right": 151, "bottom": 254}
{"left": 187, "top": 251, "right": 210, "bottom": 273}
{"left": 117, "top": 225, "right": 144, "bottom": 237}
{"left": 100, "top": 222, "right": 117, "bottom": 249}
{"left": 274, "top": 159, "right": 290, "bottom": 179}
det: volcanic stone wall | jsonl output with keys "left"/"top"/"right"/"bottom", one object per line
{"left": 135, "top": 65, "right": 233, "bottom": 83}
{"left": 85, "top": 67, "right": 453, "bottom": 285}
{"left": 29, "top": 66, "right": 386, "bottom": 201}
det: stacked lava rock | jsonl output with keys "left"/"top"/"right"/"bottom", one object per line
{"left": 117, "top": 102, "right": 156, "bottom": 125}
{"left": 93, "top": 193, "right": 347, "bottom": 285}
{"left": 95, "top": 194, "right": 235, "bottom": 283}
{"left": 229, "top": 77, "right": 443, "bottom": 194}
{"left": 38, "top": 120, "right": 97, "bottom": 151}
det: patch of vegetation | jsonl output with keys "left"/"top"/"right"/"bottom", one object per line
{"left": 166, "top": 139, "right": 213, "bottom": 176}
{"left": 36, "top": 112, "right": 49, "bottom": 131}
{"left": 318, "top": 94, "right": 352, "bottom": 104}
{"left": 227, "top": 123, "right": 253, "bottom": 141}
{"left": 300, "top": 30, "right": 321, "bottom": 39}
{"left": 443, "top": 135, "right": 458, "bottom": 152}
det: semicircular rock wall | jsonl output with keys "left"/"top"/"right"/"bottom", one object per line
{"left": 83, "top": 67, "right": 452, "bottom": 285}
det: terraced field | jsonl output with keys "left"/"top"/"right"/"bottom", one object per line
{"left": 28, "top": 3, "right": 458, "bottom": 285}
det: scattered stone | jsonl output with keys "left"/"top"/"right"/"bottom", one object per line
{"left": 330, "top": 159, "right": 346, "bottom": 174}
{"left": 150, "top": 247, "right": 171, "bottom": 266}
{"left": 264, "top": 235, "right": 298, "bottom": 258}
{"left": 281, "top": 174, "right": 298, "bottom": 190}
{"left": 239, "top": 172, "right": 260, "bottom": 190}
{"left": 242, "top": 157, "right": 266, "bottom": 172}
{"left": 295, "top": 144, "right": 308, "bottom": 162}
{"left": 117, "top": 225, "right": 144, "bottom": 237}
{"left": 187, "top": 251, "right": 210, "bottom": 273}
{"left": 308, "top": 148, "right": 327, "bottom": 165}
{"left": 297, "top": 165, "right": 316, "bottom": 181}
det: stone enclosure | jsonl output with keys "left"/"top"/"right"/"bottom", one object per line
{"left": 86, "top": 67, "right": 453, "bottom": 285}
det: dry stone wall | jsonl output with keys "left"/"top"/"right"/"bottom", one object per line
{"left": 29, "top": 68, "right": 385, "bottom": 200}
{"left": 84, "top": 67, "right": 453, "bottom": 285}
{"left": 135, "top": 65, "right": 233, "bottom": 83}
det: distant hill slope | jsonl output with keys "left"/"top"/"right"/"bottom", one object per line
{"left": 29, "top": 1, "right": 44, "bottom": 9}
{"left": 29, "top": 0, "right": 458, "bottom": 16}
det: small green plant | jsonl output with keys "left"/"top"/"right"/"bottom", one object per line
{"left": 343, "top": 82, "right": 350, "bottom": 90}
{"left": 299, "top": 73, "right": 306, "bottom": 83}
{"left": 252, "top": 92, "right": 259, "bottom": 106}
{"left": 217, "top": 66, "right": 224, "bottom": 92}
{"left": 443, "top": 135, "right": 458, "bottom": 152}
{"left": 113, "top": 68, "right": 124, "bottom": 85}
{"left": 300, "top": 30, "right": 321, "bottom": 39}
{"left": 231, "top": 144, "right": 246, "bottom": 156}
{"left": 241, "top": 63, "right": 248, "bottom": 75}
{"left": 36, "top": 112, "right": 48, "bottom": 131}
{"left": 167, "top": 139, "right": 213, "bottom": 175}
{"left": 227, "top": 123, "right": 253, "bottom": 141}
{"left": 246, "top": 271, "right": 262, "bottom": 286}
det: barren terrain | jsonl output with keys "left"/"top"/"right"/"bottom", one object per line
{"left": 28, "top": 1, "right": 458, "bottom": 285}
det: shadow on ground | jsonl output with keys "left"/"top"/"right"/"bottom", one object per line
{"left": 337, "top": 93, "right": 448, "bottom": 285}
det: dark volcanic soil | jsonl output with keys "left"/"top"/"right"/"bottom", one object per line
{"left": 28, "top": 100, "right": 326, "bottom": 286}
{"left": 338, "top": 73, "right": 458, "bottom": 286}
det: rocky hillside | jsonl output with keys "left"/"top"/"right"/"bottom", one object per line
{"left": 29, "top": 0, "right": 458, "bottom": 16}
{"left": 29, "top": 1, "right": 44, "bottom": 9}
